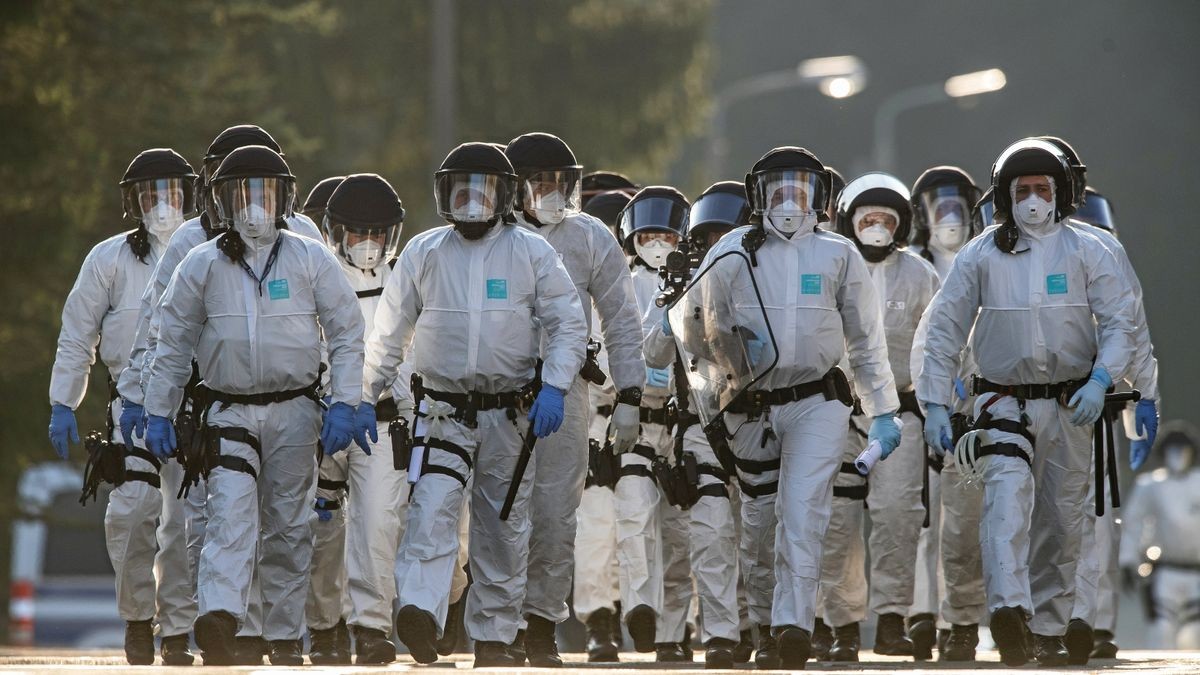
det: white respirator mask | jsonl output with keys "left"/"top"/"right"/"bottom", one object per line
{"left": 635, "top": 238, "right": 675, "bottom": 269}
{"left": 931, "top": 216, "right": 968, "bottom": 253}
{"left": 852, "top": 206, "right": 899, "bottom": 248}
{"left": 765, "top": 200, "right": 818, "bottom": 236}
{"left": 235, "top": 203, "right": 275, "bottom": 239}
{"left": 1011, "top": 177, "right": 1056, "bottom": 230}
{"left": 347, "top": 239, "right": 384, "bottom": 269}
{"left": 144, "top": 201, "right": 185, "bottom": 237}
{"left": 531, "top": 191, "right": 567, "bottom": 226}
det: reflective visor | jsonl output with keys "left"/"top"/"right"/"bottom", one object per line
{"left": 130, "top": 178, "right": 186, "bottom": 217}
{"left": 435, "top": 172, "right": 511, "bottom": 223}
{"left": 752, "top": 169, "right": 825, "bottom": 214}
{"left": 916, "top": 185, "right": 975, "bottom": 227}
{"left": 523, "top": 169, "right": 582, "bottom": 214}
{"left": 689, "top": 191, "right": 750, "bottom": 233}
{"left": 212, "top": 177, "right": 291, "bottom": 225}
{"left": 1074, "top": 193, "right": 1116, "bottom": 232}
{"left": 619, "top": 196, "right": 689, "bottom": 243}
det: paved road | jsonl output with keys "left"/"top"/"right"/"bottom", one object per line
{"left": 2, "top": 648, "right": 1199, "bottom": 673}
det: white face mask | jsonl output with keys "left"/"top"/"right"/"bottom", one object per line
{"left": 635, "top": 239, "right": 675, "bottom": 269}
{"left": 856, "top": 223, "right": 893, "bottom": 248}
{"left": 931, "top": 217, "right": 967, "bottom": 253}
{"left": 765, "top": 201, "right": 818, "bottom": 236}
{"left": 1010, "top": 178, "right": 1056, "bottom": 230}
{"left": 144, "top": 201, "right": 184, "bottom": 237}
{"left": 347, "top": 239, "right": 384, "bottom": 269}
{"left": 235, "top": 203, "right": 275, "bottom": 239}
{"left": 454, "top": 199, "right": 489, "bottom": 222}
{"left": 531, "top": 191, "right": 566, "bottom": 226}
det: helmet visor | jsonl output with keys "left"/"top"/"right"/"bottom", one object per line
{"left": 523, "top": 169, "right": 582, "bottom": 218}
{"left": 1074, "top": 193, "right": 1116, "bottom": 232}
{"left": 619, "top": 196, "right": 689, "bottom": 243}
{"left": 213, "top": 177, "right": 293, "bottom": 227}
{"left": 332, "top": 219, "right": 402, "bottom": 269}
{"left": 690, "top": 190, "right": 750, "bottom": 233}
{"left": 435, "top": 172, "right": 512, "bottom": 223}
{"left": 126, "top": 178, "right": 192, "bottom": 219}
{"left": 752, "top": 169, "right": 825, "bottom": 215}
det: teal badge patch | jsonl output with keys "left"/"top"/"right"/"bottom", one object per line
{"left": 267, "top": 279, "right": 290, "bottom": 300}
{"left": 486, "top": 278, "right": 508, "bottom": 299}
{"left": 801, "top": 274, "right": 822, "bottom": 295}
{"left": 1046, "top": 273, "right": 1068, "bottom": 295}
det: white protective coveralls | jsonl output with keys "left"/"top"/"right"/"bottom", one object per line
{"left": 361, "top": 223, "right": 586, "bottom": 644}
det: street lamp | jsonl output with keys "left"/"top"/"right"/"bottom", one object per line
{"left": 707, "top": 56, "right": 867, "bottom": 180}
{"left": 872, "top": 68, "right": 1007, "bottom": 173}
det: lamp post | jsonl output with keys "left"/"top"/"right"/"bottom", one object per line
{"left": 707, "top": 56, "right": 867, "bottom": 181}
{"left": 872, "top": 68, "right": 1006, "bottom": 173}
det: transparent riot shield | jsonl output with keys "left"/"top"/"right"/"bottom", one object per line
{"left": 666, "top": 250, "right": 778, "bottom": 426}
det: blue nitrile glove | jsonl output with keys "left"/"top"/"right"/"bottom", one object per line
{"left": 353, "top": 403, "right": 377, "bottom": 455}
{"left": 869, "top": 413, "right": 903, "bottom": 459}
{"left": 146, "top": 414, "right": 177, "bottom": 459}
{"left": 646, "top": 367, "right": 671, "bottom": 388}
{"left": 1068, "top": 367, "right": 1112, "bottom": 426}
{"left": 924, "top": 403, "right": 954, "bottom": 456}
{"left": 321, "top": 402, "right": 356, "bottom": 455}
{"left": 119, "top": 400, "right": 146, "bottom": 450}
{"left": 48, "top": 404, "right": 80, "bottom": 460}
{"left": 314, "top": 497, "right": 335, "bottom": 522}
{"left": 661, "top": 312, "right": 673, "bottom": 337}
{"left": 1130, "top": 398, "right": 1158, "bottom": 470}
{"left": 954, "top": 377, "right": 968, "bottom": 402}
{"left": 528, "top": 385, "right": 566, "bottom": 438}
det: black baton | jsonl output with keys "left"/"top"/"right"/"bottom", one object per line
{"left": 500, "top": 429, "right": 537, "bottom": 521}
{"left": 1095, "top": 390, "right": 1140, "bottom": 516}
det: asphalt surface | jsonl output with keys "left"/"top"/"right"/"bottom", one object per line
{"left": 2, "top": 649, "right": 1199, "bottom": 673}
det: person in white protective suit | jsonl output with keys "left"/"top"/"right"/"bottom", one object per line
{"left": 141, "top": 145, "right": 364, "bottom": 667}
{"left": 503, "top": 133, "right": 645, "bottom": 668}
{"left": 355, "top": 142, "right": 587, "bottom": 668}
{"left": 918, "top": 138, "right": 1135, "bottom": 667}
{"left": 1032, "top": 137, "right": 1162, "bottom": 665}
{"left": 642, "top": 181, "right": 757, "bottom": 668}
{"left": 674, "top": 147, "right": 902, "bottom": 670}
{"left": 116, "top": 125, "right": 325, "bottom": 667}
{"left": 301, "top": 173, "right": 413, "bottom": 665}
{"left": 48, "top": 148, "right": 195, "bottom": 666}
{"left": 1119, "top": 422, "right": 1200, "bottom": 649}
{"left": 812, "top": 173, "right": 940, "bottom": 662}
{"left": 612, "top": 186, "right": 695, "bottom": 662}
{"left": 904, "top": 166, "right": 986, "bottom": 661}
{"left": 572, "top": 189, "right": 634, "bottom": 663}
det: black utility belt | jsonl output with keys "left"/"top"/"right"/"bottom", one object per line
{"left": 728, "top": 367, "right": 852, "bottom": 415}
{"left": 971, "top": 375, "right": 1087, "bottom": 402}
{"left": 207, "top": 384, "right": 317, "bottom": 407}
{"left": 423, "top": 385, "right": 535, "bottom": 412}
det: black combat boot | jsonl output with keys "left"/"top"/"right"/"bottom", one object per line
{"left": 585, "top": 608, "right": 620, "bottom": 662}
{"left": 123, "top": 620, "right": 154, "bottom": 665}
{"left": 873, "top": 612, "right": 914, "bottom": 656}
{"left": 828, "top": 622, "right": 860, "bottom": 662}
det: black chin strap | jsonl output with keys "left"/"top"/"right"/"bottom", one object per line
{"left": 126, "top": 224, "right": 151, "bottom": 264}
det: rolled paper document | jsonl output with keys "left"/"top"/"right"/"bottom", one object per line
{"left": 855, "top": 440, "right": 882, "bottom": 476}
{"left": 854, "top": 416, "right": 903, "bottom": 475}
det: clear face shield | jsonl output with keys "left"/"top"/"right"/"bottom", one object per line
{"left": 634, "top": 231, "right": 680, "bottom": 269}
{"left": 436, "top": 172, "right": 510, "bottom": 224}
{"left": 852, "top": 207, "right": 898, "bottom": 248}
{"left": 1074, "top": 193, "right": 1117, "bottom": 233}
{"left": 213, "top": 176, "right": 293, "bottom": 239}
{"left": 919, "top": 186, "right": 974, "bottom": 252}
{"left": 329, "top": 219, "right": 401, "bottom": 270}
{"left": 523, "top": 169, "right": 582, "bottom": 225}
{"left": 127, "top": 178, "right": 189, "bottom": 236}
{"left": 753, "top": 169, "right": 824, "bottom": 233}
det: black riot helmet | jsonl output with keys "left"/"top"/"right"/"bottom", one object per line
{"left": 209, "top": 145, "right": 296, "bottom": 233}
{"left": 745, "top": 146, "right": 832, "bottom": 224}
{"left": 689, "top": 181, "right": 749, "bottom": 251}
{"left": 505, "top": 132, "right": 583, "bottom": 226}
{"left": 826, "top": 167, "right": 846, "bottom": 220}
{"left": 434, "top": 142, "right": 518, "bottom": 240}
{"left": 201, "top": 125, "right": 283, "bottom": 234}
{"left": 324, "top": 173, "right": 404, "bottom": 270}
{"left": 302, "top": 176, "right": 346, "bottom": 227}
{"left": 119, "top": 148, "right": 198, "bottom": 222}
{"left": 1038, "top": 135, "right": 1087, "bottom": 208}
{"left": 582, "top": 171, "right": 639, "bottom": 206}
{"left": 835, "top": 172, "right": 912, "bottom": 263}
{"left": 1156, "top": 420, "right": 1199, "bottom": 474}
{"left": 909, "top": 166, "right": 983, "bottom": 255}
{"left": 618, "top": 186, "right": 689, "bottom": 254}
{"left": 1073, "top": 187, "right": 1117, "bottom": 235}
{"left": 991, "top": 138, "right": 1077, "bottom": 223}
{"left": 974, "top": 186, "right": 996, "bottom": 230}
{"left": 583, "top": 190, "right": 632, "bottom": 241}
